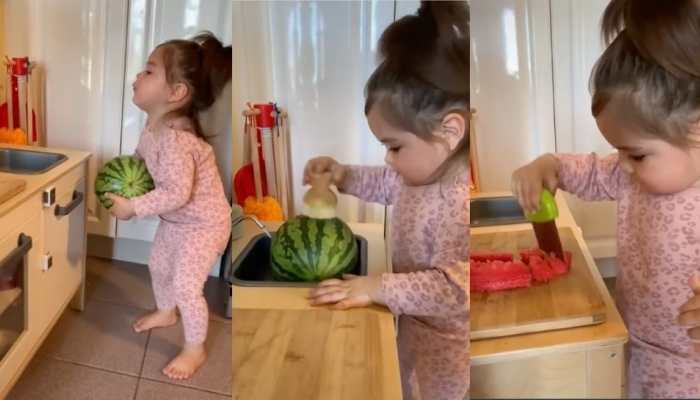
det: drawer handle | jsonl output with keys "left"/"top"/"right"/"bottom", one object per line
{"left": 54, "top": 191, "right": 84, "bottom": 217}
{"left": 0, "top": 234, "right": 32, "bottom": 271}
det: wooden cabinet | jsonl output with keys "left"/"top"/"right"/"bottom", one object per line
{"left": 471, "top": 344, "right": 624, "bottom": 398}
{"left": 0, "top": 155, "right": 88, "bottom": 397}
{"left": 470, "top": 193, "right": 628, "bottom": 399}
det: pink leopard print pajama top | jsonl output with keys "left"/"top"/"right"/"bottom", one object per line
{"left": 342, "top": 165, "right": 469, "bottom": 400}
{"left": 131, "top": 120, "right": 231, "bottom": 344}
{"left": 556, "top": 152, "right": 700, "bottom": 398}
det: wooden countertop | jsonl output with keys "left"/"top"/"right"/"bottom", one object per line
{"left": 470, "top": 191, "right": 628, "bottom": 364}
{"left": 0, "top": 144, "right": 90, "bottom": 218}
{"left": 231, "top": 220, "right": 402, "bottom": 399}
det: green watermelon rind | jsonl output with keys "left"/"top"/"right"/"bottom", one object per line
{"left": 270, "top": 215, "right": 358, "bottom": 282}
{"left": 94, "top": 155, "right": 155, "bottom": 209}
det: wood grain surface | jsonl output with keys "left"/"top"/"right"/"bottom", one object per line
{"left": 233, "top": 307, "right": 402, "bottom": 400}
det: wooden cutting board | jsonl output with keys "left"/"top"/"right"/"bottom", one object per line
{"left": 0, "top": 179, "right": 26, "bottom": 206}
{"left": 471, "top": 226, "right": 607, "bottom": 340}
{"left": 233, "top": 308, "right": 401, "bottom": 400}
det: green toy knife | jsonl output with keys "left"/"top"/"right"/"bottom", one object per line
{"left": 525, "top": 189, "right": 565, "bottom": 260}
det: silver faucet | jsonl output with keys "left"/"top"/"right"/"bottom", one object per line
{"left": 232, "top": 214, "right": 272, "bottom": 238}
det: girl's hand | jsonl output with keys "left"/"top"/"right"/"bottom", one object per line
{"left": 678, "top": 273, "right": 700, "bottom": 347}
{"left": 104, "top": 193, "right": 136, "bottom": 220}
{"left": 303, "top": 156, "right": 348, "bottom": 188}
{"left": 307, "top": 274, "right": 383, "bottom": 310}
{"left": 511, "top": 154, "right": 561, "bottom": 214}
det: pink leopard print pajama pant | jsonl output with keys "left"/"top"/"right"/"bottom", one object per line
{"left": 148, "top": 221, "right": 227, "bottom": 344}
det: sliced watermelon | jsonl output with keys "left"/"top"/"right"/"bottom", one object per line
{"left": 470, "top": 259, "right": 531, "bottom": 292}
{"left": 524, "top": 250, "right": 572, "bottom": 282}
{"left": 470, "top": 248, "right": 573, "bottom": 292}
{"left": 470, "top": 252, "right": 514, "bottom": 262}
{"left": 528, "top": 254, "right": 555, "bottom": 282}
{"left": 548, "top": 252, "right": 572, "bottom": 275}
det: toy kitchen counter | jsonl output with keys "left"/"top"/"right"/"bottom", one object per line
{"left": 470, "top": 191, "right": 628, "bottom": 398}
{"left": 230, "top": 220, "right": 402, "bottom": 400}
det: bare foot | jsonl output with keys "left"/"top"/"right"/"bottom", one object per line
{"left": 132, "top": 309, "right": 177, "bottom": 333}
{"left": 162, "top": 343, "right": 207, "bottom": 380}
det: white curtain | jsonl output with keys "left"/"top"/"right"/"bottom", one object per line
{"left": 232, "top": 0, "right": 396, "bottom": 224}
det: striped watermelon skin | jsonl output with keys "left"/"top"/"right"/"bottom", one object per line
{"left": 95, "top": 155, "right": 154, "bottom": 209}
{"left": 271, "top": 215, "right": 358, "bottom": 282}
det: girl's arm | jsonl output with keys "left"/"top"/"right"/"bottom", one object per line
{"left": 381, "top": 262, "right": 467, "bottom": 318}
{"left": 131, "top": 132, "right": 195, "bottom": 217}
{"left": 381, "top": 198, "right": 468, "bottom": 318}
{"left": 554, "top": 152, "right": 624, "bottom": 201}
{"left": 339, "top": 165, "right": 403, "bottom": 206}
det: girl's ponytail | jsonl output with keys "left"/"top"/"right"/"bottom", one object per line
{"left": 377, "top": 1, "right": 468, "bottom": 96}
{"left": 601, "top": 0, "right": 700, "bottom": 80}
{"left": 192, "top": 31, "right": 232, "bottom": 112}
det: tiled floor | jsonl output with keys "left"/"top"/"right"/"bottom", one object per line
{"left": 8, "top": 257, "right": 231, "bottom": 400}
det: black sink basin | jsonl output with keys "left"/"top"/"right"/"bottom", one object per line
{"left": 0, "top": 148, "right": 67, "bottom": 174}
{"left": 470, "top": 196, "right": 528, "bottom": 227}
{"left": 230, "top": 233, "right": 368, "bottom": 287}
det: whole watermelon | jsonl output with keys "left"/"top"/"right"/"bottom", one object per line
{"left": 95, "top": 155, "right": 154, "bottom": 209}
{"left": 271, "top": 215, "right": 357, "bottom": 281}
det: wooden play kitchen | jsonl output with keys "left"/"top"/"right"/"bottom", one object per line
{"left": 471, "top": 226, "right": 607, "bottom": 339}
{"left": 231, "top": 220, "right": 401, "bottom": 400}
{"left": 0, "top": 144, "right": 89, "bottom": 397}
{"left": 470, "top": 192, "right": 629, "bottom": 398}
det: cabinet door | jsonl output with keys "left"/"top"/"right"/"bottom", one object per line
{"left": 40, "top": 174, "right": 86, "bottom": 328}
{"left": 0, "top": 209, "right": 41, "bottom": 397}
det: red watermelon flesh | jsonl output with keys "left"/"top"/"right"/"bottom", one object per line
{"left": 549, "top": 252, "right": 572, "bottom": 275}
{"left": 521, "top": 250, "right": 572, "bottom": 283}
{"left": 470, "top": 248, "right": 573, "bottom": 291}
{"left": 528, "top": 254, "right": 556, "bottom": 282}
{"left": 470, "top": 252, "right": 514, "bottom": 262}
{"left": 470, "top": 260, "right": 532, "bottom": 292}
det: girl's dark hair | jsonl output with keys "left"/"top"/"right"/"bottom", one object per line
{"left": 156, "top": 31, "right": 232, "bottom": 138}
{"left": 601, "top": 0, "right": 700, "bottom": 80}
{"left": 590, "top": 1, "right": 700, "bottom": 145}
{"left": 365, "top": 1, "right": 469, "bottom": 168}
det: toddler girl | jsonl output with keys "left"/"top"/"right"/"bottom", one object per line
{"left": 513, "top": 1, "right": 700, "bottom": 397}
{"left": 105, "top": 32, "right": 232, "bottom": 380}
{"left": 305, "top": 2, "right": 469, "bottom": 399}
